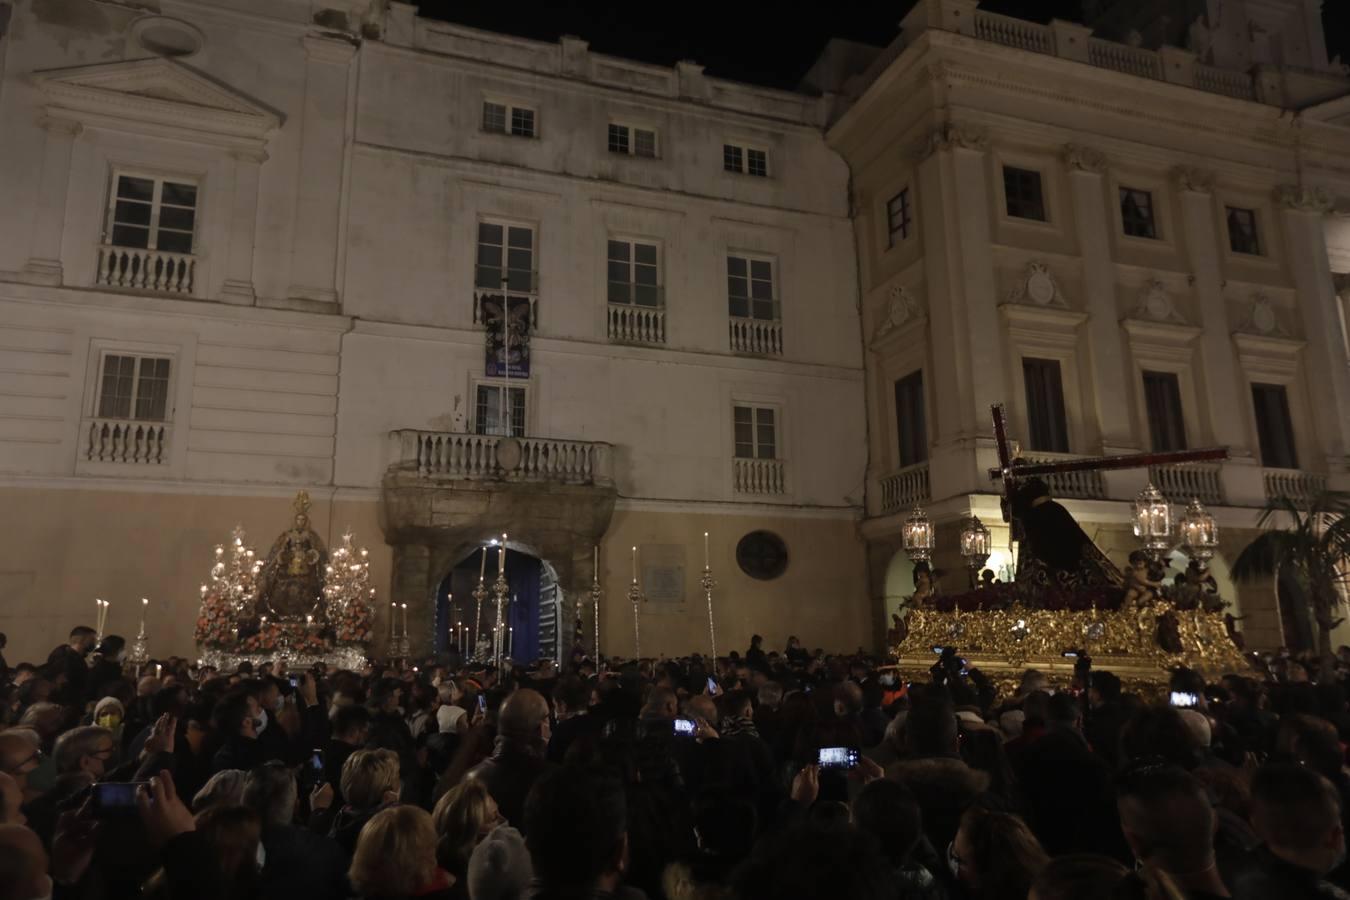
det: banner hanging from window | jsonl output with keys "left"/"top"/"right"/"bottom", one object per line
{"left": 478, "top": 294, "right": 532, "bottom": 378}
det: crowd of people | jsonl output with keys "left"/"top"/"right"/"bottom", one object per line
{"left": 1, "top": 625, "right": 1349, "bottom": 899}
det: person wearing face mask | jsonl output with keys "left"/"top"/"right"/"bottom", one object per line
{"left": 86, "top": 637, "right": 127, "bottom": 699}
{"left": 92, "top": 697, "right": 125, "bottom": 745}
{"left": 1233, "top": 764, "right": 1350, "bottom": 900}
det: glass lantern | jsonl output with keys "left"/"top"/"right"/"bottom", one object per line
{"left": 959, "top": 516, "right": 992, "bottom": 577}
{"left": 903, "top": 505, "right": 934, "bottom": 563}
{"left": 1179, "top": 497, "right": 1219, "bottom": 563}
{"left": 1132, "top": 483, "right": 1173, "bottom": 560}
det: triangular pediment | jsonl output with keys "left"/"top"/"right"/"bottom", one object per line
{"left": 36, "top": 57, "right": 282, "bottom": 143}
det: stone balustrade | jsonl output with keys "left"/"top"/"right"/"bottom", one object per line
{"left": 729, "top": 316, "right": 783, "bottom": 356}
{"left": 733, "top": 457, "right": 786, "bottom": 495}
{"left": 972, "top": 10, "right": 1051, "bottom": 54}
{"left": 1264, "top": 468, "right": 1328, "bottom": 506}
{"left": 922, "top": 4, "right": 1270, "bottom": 104}
{"left": 1088, "top": 38, "right": 1163, "bottom": 79}
{"left": 95, "top": 245, "right": 195, "bottom": 295}
{"left": 392, "top": 430, "right": 613, "bottom": 486}
{"left": 1194, "top": 63, "right": 1258, "bottom": 100}
{"left": 1150, "top": 463, "right": 1224, "bottom": 506}
{"left": 608, "top": 303, "right": 666, "bottom": 346}
{"left": 1025, "top": 454, "right": 1107, "bottom": 501}
{"left": 82, "top": 417, "right": 170, "bottom": 465}
{"left": 879, "top": 462, "right": 931, "bottom": 514}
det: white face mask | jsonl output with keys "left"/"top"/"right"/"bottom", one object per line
{"left": 254, "top": 709, "right": 268, "bottom": 734}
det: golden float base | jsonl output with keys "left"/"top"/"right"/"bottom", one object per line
{"left": 892, "top": 603, "right": 1249, "bottom": 697}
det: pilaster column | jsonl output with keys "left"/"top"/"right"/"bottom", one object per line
{"left": 23, "top": 116, "right": 82, "bottom": 285}
{"left": 1063, "top": 143, "right": 1137, "bottom": 454}
{"left": 287, "top": 35, "right": 355, "bottom": 306}
{"left": 391, "top": 543, "right": 431, "bottom": 658}
{"left": 1276, "top": 185, "right": 1350, "bottom": 474}
{"left": 221, "top": 149, "right": 266, "bottom": 305}
{"left": 1174, "top": 167, "right": 1253, "bottom": 458}
{"left": 914, "top": 123, "right": 1001, "bottom": 497}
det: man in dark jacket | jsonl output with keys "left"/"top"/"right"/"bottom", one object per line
{"left": 548, "top": 677, "right": 599, "bottom": 764}
{"left": 465, "top": 688, "right": 555, "bottom": 828}
{"left": 524, "top": 767, "right": 647, "bottom": 900}
{"left": 243, "top": 762, "right": 348, "bottom": 900}
{"left": 211, "top": 692, "right": 265, "bottom": 773}
{"left": 45, "top": 626, "right": 97, "bottom": 704}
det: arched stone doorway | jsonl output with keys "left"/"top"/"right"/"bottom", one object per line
{"left": 433, "top": 541, "right": 568, "bottom": 663}
{"left": 381, "top": 462, "right": 616, "bottom": 659}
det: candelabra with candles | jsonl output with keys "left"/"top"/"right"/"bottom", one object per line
{"left": 1132, "top": 483, "right": 1174, "bottom": 563}
{"left": 129, "top": 597, "right": 150, "bottom": 666}
{"left": 701, "top": 531, "right": 718, "bottom": 663}
{"left": 627, "top": 545, "right": 644, "bottom": 659}
{"left": 396, "top": 603, "right": 411, "bottom": 659}
{"left": 492, "top": 534, "right": 510, "bottom": 671}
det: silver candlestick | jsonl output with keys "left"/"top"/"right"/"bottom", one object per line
{"left": 627, "top": 576, "right": 643, "bottom": 659}
{"left": 472, "top": 577, "right": 488, "bottom": 662}
{"left": 492, "top": 571, "right": 509, "bottom": 673}
{"left": 701, "top": 565, "right": 718, "bottom": 663}
{"left": 590, "top": 575, "right": 602, "bottom": 661}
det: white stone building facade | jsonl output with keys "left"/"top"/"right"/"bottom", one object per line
{"left": 819, "top": 0, "right": 1350, "bottom": 650}
{"left": 0, "top": 0, "right": 867, "bottom": 663}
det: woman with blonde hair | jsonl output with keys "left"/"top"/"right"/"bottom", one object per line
{"left": 349, "top": 805, "right": 458, "bottom": 899}
{"left": 432, "top": 778, "right": 504, "bottom": 880}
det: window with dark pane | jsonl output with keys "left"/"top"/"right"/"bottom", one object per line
{"left": 1120, "top": 187, "right": 1158, "bottom": 239}
{"left": 634, "top": 128, "right": 657, "bottom": 158}
{"left": 1022, "top": 357, "right": 1070, "bottom": 453}
{"left": 1142, "top": 370, "right": 1187, "bottom": 452}
{"left": 894, "top": 370, "right": 928, "bottom": 467}
{"left": 509, "top": 106, "right": 536, "bottom": 137}
{"left": 733, "top": 404, "right": 777, "bottom": 459}
{"left": 1251, "top": 382, "right": 1299, "bottom": 470}
{"left": 98, "top": 354, "right": 136, "bottom": 419}
{"left": 482, "top": 101, "right": 507, "bottom": 133}
{"left": 1226, "top": 206, "right": 1261, "bottom": 255}
{"left": 727, "top": 256, "right": 749, "bottom": 318}
{"left": 607, "top": 123, "right": 630, "bottom": 154}
{"left": 98, "top": 354, "right": 171, "bottom": 421}
{"left": 723, "top": 144, "right": 743, "bottom": 173}
{"left": 109, "top": 175, "right": 197, "bottom": 253}
{"left": 1003, "top": 167, "right": 1046, "bottom": 222}
{"left": 475, "top": 384, "right": 526, "bottom": 437}
{"left": 607, "top": 240, "right": 660, "bottom": 307}
{"left": 749, "top": 259, "right": 775, "bottom": 321}
{"left": 505, "top": 226, "right": 535, "bottom": 292}
{"left": 477, "top": 223, "right": 535, "bottom": 293}
{"left": 747, "top": 148, "right": 768, "bottom": 177}
{"left": 886, "top": 189, "right": 913, "bottom": 248}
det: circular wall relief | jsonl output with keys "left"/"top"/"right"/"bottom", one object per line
{"left": 1026, "top": 270, "right": 1056, "bottom": 305}
{"left": 736, "top": 531, "right": 789, "bottom": 581}
{"left": 1251, "top": 299, "right": 1277, "bottom": 334}
{"left": 131, "top": 16, "right": 206, "bottom": 58}
{"left": 494, "top": 437, "right": 523, "bottom": 472}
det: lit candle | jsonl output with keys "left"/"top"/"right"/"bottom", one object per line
{"left": 479, "top": 547, "right": 487, "bottom": 581}
{"left": 261, "top": 615, "right": 267, "bottom": 626}
{"left": 401, "top": 602, "right": 408, "bottom": 636}
{"left": 631, "top": 546, "right": 638, "bottom": 582}
{"left": 306, "top": 614, "right": 314, "bottom": 627}
{"left": 140, "top": 597, "right": 148, "bottom": 631}
{"left": 704, "top": 532, "right": 710, "bottom": 568}
{"left": 155, "top": 664, "right": 161, "bottom": 679}
{"left": 389, "top": 602, "right": 396, "bottom": 641}
{"left": 499, "top": 534, "right": 508, "bottom": 575}
{"left": 456, "top": 621, "right": 462, "bottom": 654}
{"left": 593, "top": 546, "right": 599, "bottom": 582}
{"left": 508, "top": 625, "right": 513, "bottom": 657}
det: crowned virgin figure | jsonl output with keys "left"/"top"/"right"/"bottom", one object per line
{"left": 255, "top": 491, "right": 329, "bottom": 620}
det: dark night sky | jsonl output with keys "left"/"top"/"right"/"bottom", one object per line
{"left": 416, "top": 1, "right": 1350, "bottom": 92}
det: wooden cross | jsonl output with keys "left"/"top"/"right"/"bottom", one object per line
{"left": 987, "top": 403, "right": 1229, "bottom": 523}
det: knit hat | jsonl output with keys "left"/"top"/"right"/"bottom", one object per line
{"left": 467, "top": 825, "right": 533, "bottom": 900}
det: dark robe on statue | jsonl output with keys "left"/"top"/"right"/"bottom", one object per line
{"left": 1011, "top": 478, "right": 1123, "bottom": 591}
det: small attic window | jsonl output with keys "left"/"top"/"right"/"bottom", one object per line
{"left": 131, "top": 17, "right": 204, "bottom": 58}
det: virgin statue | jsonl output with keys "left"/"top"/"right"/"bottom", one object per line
{"left": 256, "top": 491, "right": 328, "bottom": 620}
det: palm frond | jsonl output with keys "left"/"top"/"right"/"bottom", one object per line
{"left": 1232, "top": 531, "right": 1297, "bottom": 582}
